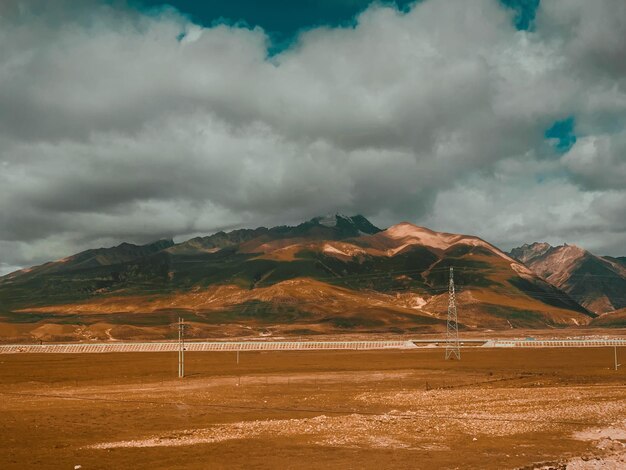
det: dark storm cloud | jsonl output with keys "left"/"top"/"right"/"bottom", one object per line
{"left": 1, "top": 0, "right": 626, "bottom": 274}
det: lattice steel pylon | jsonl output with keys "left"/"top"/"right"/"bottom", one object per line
{"left": 445, "top": 267, "right": 461, "bottom": 360}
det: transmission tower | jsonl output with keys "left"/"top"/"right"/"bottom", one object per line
{"left": 178, "top": 317, "right": 185, "bottom": 378}
{"left": 445, "top": 267, "right": 461, "bottom": 360}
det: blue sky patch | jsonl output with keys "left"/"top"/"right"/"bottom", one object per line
{"left": 545, "top": 116, "right": 577, "bottom": 153}
{"left": 500, "top": 0, "right": 540, "bottom": 30}
{"left": 129, "top": 0, "right": 534, "bottom": 54}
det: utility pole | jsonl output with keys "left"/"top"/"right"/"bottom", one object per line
{"left": 445, "top": 267, "right": 461, "bottom": 360}
{"left": 615, "top": 346, "right": 621, "bottom": 371}
{"left": 178, "top": 317, "right": 185, "bottom": 378}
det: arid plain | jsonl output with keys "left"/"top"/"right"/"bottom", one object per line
{"left": 1, "top": 346, "right": 625, "bottom": 469}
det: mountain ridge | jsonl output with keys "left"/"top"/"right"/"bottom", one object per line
{"left": 509, "top": 242, "right": 626, "bottom": 314}
{"left": 3, "top": 238, "right": 175, "bottom": 281}
{"left": 0, "top": 215, "right": 599, "bottom": 342}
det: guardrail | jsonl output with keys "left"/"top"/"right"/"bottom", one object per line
{"left": 484, "top": 339, "right": 626, "bottom": 348}
{"left": 0, "top": 340, "right": 417, "bottom": 354}
{"left": 1, "top": 338, "right": 624, "bottom": 354}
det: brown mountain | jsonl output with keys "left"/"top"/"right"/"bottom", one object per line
{"left": 3, "top": 239, "right": 175, "bottom": 281}
{"left": 509, "top": 242, "right": 626, "bottom": 314}
{"left": 0, "top": 216, "right": 594, "bottom": 342}
{"left": 591, "top": 307, "right": 626, "bottom": 328}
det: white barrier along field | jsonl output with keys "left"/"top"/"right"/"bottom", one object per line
{"left": 1, "top": 338, "right": 625, "bottom": 354}
{"left": 0, "top": 340, "right": 416, "bottom": 354}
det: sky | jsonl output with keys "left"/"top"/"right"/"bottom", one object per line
{"left": 0, "top": 0, "right": 625, "bottom": 275}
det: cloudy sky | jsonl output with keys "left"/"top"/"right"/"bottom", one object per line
{"left": 1, "top": 0, "right": 625, "bottom": 274}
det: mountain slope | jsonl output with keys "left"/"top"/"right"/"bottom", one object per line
{"left": 510, "top": 242, "right": 626, "bottom": 314}
{"left": 0, "top": 217, "right": 595, "bottom": 342}
{"left": 3, "top": 239, "right": 174, "bottom": 281}
{"left": 590, "top": 307, "right": 626, "bottom": 328}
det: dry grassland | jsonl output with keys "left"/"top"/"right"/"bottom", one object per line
{"left": 1, "top": 348, "right": 625, "bottom": 469}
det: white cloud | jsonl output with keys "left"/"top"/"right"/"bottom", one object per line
{"left": 1, "top": 0, "right": 625, "bottom": 271}
{"left": 562, "top": 134, "right": 626, "bottom": 190}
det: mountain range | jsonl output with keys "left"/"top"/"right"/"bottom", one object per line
{"left": 509, "top": 242, "right": 626, "bottom": 315}
{"left": 0, "top": 214, "right": 622, "bottom": 342}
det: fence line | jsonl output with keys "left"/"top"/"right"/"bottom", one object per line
{"left": 0, "top": 340, "right": 416, "bottom": 354}
{"left": 1, "top": 338, "right": 625, "bottom": 354}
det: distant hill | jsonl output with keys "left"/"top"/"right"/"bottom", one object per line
{"left": 3, "top": 239, "right": 175, "bottom": 281}
{"left": 510, "top": 242, "right": 626, "bottom": 314}
{"left": 0, "top": 215, "right": 595, "bottom": 342}
{"left": 590, "top": 307, "right": 626, "bottom": 328}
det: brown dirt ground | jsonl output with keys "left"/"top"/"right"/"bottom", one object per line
{"left": 1, "top": 348, "right": 625, "bottom": 469}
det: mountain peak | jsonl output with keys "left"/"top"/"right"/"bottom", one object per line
{"left": 509, "top": 240, "right": 626, "bottom": 314}
{"left": 385, "top": 222, "right": 432, "bottom": 238}
{"left": 529, "top": 241, "right": 552, "bottom": 249}
{"left": 510, "top": 242, "right": 554, "bottom": 264}
{"left": 116, "top": 238, "right": 174, "bottom": 251}
{"left": 309, "top": 214, "right": 381, "bottom": 235}
{"left": 559, "top": 243, "right": 585, "bottom": 252}
{"left": 382, "top": 223, "right": 482, "bottom": 253}
{"left": 312, "top": 214, "right": 343, "bottom": 228}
